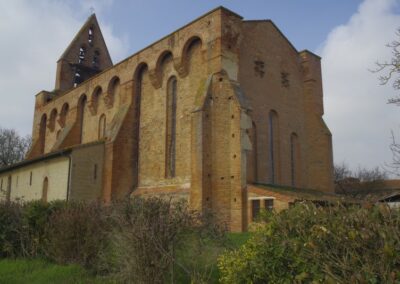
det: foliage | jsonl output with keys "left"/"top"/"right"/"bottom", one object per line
{"left": 0, "top": 127, "right": 31, "bottom": 168}
{"left": 218, "top": 203, "right": 400, "bottom": 283}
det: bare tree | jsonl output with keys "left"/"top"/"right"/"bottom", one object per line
{"left": 334, "top": 162, "right": 353, "bottom": 182}
{"left": 373, "top": 27, "right": 400, "bottom": 176}
{"left": 334, "top": 163, "right": 387, "bottom": 194}
{"left": 388, "top": 131, "right": 400, "bottom": 175}
{"left": 373, "top": 27, "right": 400, "bottom": 105}
{"left": 0, "top": 127, "right": 31, "bottom": 168}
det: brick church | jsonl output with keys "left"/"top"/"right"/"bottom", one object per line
{"left": 0, "top": 7, "right": 334, "bottom": 231}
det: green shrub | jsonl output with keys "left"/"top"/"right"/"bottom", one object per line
{"left": 0, "top": 200, "right": 65, "bottom": 258}
{"left": 218, "top": 203, "right": 400, "bottom": 283}
{"left": 22, "top": 200, "right": 65, "bottom": 257}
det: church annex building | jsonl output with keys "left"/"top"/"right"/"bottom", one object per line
{"left": 0, "top": 7, "right": 335, "bottom": 231}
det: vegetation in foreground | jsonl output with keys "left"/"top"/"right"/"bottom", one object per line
{"left": 218, "top": 203, "right": 400, "bottom": 283}
{"left": 1, "top": 199, "right": 399, "bottom": 283}
{"left": 0, "top": 198, "right": 233, "bottom": 283}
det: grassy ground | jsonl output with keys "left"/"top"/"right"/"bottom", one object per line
{"left": 0, "top": 233, "right": 252, "bottom": 284}
{"left": 227, "top": 232, "right": 252, "bottom": 247}
{"left": 0, "top": 259, "right": 110, "bottom": 284}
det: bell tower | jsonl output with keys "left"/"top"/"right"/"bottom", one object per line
{"left": 55, "top": 14, "right": 113, "bottom": 91}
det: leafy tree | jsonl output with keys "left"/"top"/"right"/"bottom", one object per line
{"left": 0, "top": 127, "right": 31, "bottom": 168}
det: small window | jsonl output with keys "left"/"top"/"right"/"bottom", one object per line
{"left": 0, "top": 179, "right": 3, "bottom": 190}
{"left": 94, "top": 164, "right": 97, "bottom": 180}
{"left": 281, "top": 72, "right": 290, "bottom": 88}
{"left": 29, "top": 172, "right": 32, "bottom": 186}
{"left": 264, "top": 199, "right": 274, "bottom": 211}
{"left": 92, "top": 50, "right": 100, "bottom": 68}
{"left": 88, "top": 27, "right": 94, "bottom": 44}
{"left": 78, "top": 46, "right": 86, "bottom": 63}
{"left": 252, "top": 200, "right": 261, "bottom": 221}
{"left": 74, "top": 69, "right": 82, "bottom": 87}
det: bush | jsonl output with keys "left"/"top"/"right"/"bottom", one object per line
{"left": 0, "top": 200, "right": 64, "bottom": 258}
{"left": 42, "top": 202, "right": 110, "bottom": 269}
{"left": 218, "top": 203, "right": 400, "bottom": 283}
{"left": 104, "top": 198, "right": 227, "bottom": 283}
{"left": 0, "top": 198, "right": 228, "bottom": 282}
{"left": 0, "top": 201, "right": 23, "bottom": 257}
{"left": 22, "top": 200, "right": 65, "bottom": 257}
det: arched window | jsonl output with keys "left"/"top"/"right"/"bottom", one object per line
{"left": 165, "top": 76, "right": 177, "bottom": 178}
{"left": 49, "top": 109, "right": 57, "bottom": 132}
{"left": 182, "top": 36, "right": 202, "bottom": 72}
{"left": 247, "top": 121, "right": 258, "bottom": 183}
{"left": 39, "top": 114, "right": 47, "bottom": 154}
{"left": 78, "top": 95, "right": 87, "bottom": 143}
{"left": 98, "top": 114, "right": 106, "bottom": 139}
{"left": 59, "top": 103, "right": 69, "bottom": 127}
{"left": 269, "top": 110, "right": 279, "bottom": 184}
{"left": 91, "top": 87, "right": 102, "bottom": 114}
{"left": 290, "top": 133, "right": 300, "bottom": 187}
{"left": 107, "top": 77, "right": 120, "bottom": 106}
{"left": 42, "top": 177, "right": 48, "bottom": 202}
{"left": 133, "top": 63, "right": 148, "bottom": 187}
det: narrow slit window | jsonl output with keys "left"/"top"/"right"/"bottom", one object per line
{"left": 269, "top": 111, "right": 279, "bottom": 184}
{"left": 78, "top": 46, "right": 86, "bottom": 63}
{"left": 94, "top": 164, "right": 97, "bottom": 180}
{"left": 92, "top": 50, "right": 100, "bottom": 68}
{"left": 165, "top": 76, "right": 177, "bottom": 178}
{"left": 88, "top": 27, "right": 93, "bottom": 44}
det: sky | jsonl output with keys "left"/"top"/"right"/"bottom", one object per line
{"left": 0, "top": 0, "right": 399, "bottom": 173}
